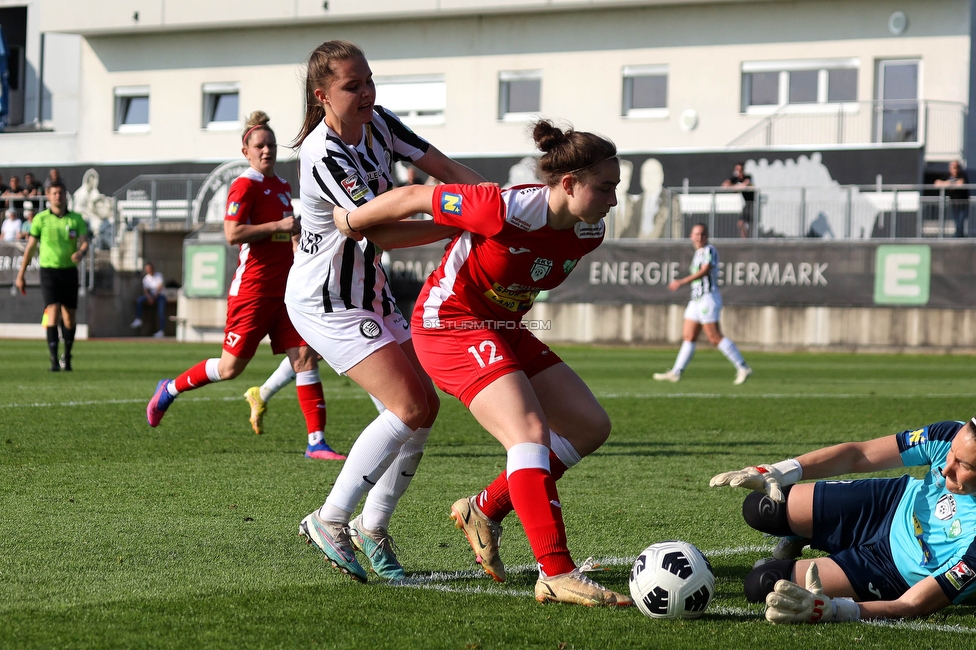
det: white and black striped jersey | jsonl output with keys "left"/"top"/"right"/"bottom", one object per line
{"left": 285, "top": 106, "right": 430, "bottom": 316}
{"left": 689, "top": 244, "right": 719, "bottom": 300}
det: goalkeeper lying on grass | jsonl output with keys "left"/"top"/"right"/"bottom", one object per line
{"left": 711, "top": 416, "right": 976, "bottom": 624}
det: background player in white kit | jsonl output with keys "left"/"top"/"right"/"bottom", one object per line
{"left": 286, "top": 41, "right": 485, "bottom": 582}
{"left": 653, "top": 223, "right": 752, "bottom": 384}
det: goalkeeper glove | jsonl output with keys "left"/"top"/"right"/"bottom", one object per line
{"left": 709, "top": 459, "right": 802, "bottom": 503}
{"left": 765, "top": 563, "right": 860, "bottom": 624}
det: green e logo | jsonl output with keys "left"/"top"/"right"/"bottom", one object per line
{"left": 184, "top": 245, "right": 227, "bottom": 298}
{"left": 874, "top": 245, "right": 930, "bottom": 306}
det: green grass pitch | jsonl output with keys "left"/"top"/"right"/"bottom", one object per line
{"left": 2, "top": 339, "right": 975, "bottom": 649}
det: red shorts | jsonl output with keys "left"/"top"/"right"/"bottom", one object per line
{"left": 223, "top": 294, "right": 304, "bottom": 359}
{"left": 412, "top": 323, "right": 562, "bottom": 408}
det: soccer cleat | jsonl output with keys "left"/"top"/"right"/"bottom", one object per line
{"left": 60, "top": 354, "right": 72, "bottom": 372}
{"left": 153, "top": 330, "right": 165, "bottom": 338}
{"left": 535, "top": 558, "right": 634, "bottom": 607}
{"left": 734, "top": 366, "right": 753, "bottom": 385}
{"left": 243, "top": 386, "right": 267, "bottom": 435}
{"left": 130, "top": 318, "right": 143, "bottom": 329}
{"left": 305, "top": 442, "right": 346, "bottom": 460}
{"left": 146, "top": 379, "right": 176, "bottom": 427}
{"left": 652, "top": 370, "right": 680, "bottom": 383}
{"left": 349, "top": 514, "right": 405, "bottom": 580}
{"left": 450, "top": 496, "right": 505, "bottom": 582}
{"left": 49, "top": 357, "right": 61, "bottom": 372}
{"left": 299, "top": 511, "right": 368, "bottom": 583}
{"left": 772, "top": 535, "right": 809, "bottom": 560}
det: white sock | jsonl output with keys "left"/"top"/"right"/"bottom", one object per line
{"left": 718, "top": 337, "right": 746, "bottom": 369}
{"left": 167, "top": 357, "right": 221, "bottom": 396}
{"left": 261, "top": 357, "right": 296, "bottom": 403}
{"left": 321, "top": 409, "right": 415, "bottom": 522}
{"left": 507, "top": 442, "right": 550, "bottom": 474}
{"left": 308, "top": 431, "right": 325, "bottom": 446}
{"left": 550, "top": 431, "right": 582, "bottom": 468}
{"left": 673, "top": 341, "right": 695, "bottom": 374}
{"left": 361, "top": 426, "right": 431, "bottom": 531}
{"left": 369, "top": 393, "right": 387, "bottom": 414}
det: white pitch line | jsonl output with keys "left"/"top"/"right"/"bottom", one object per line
{"left": 389, "top": 547, "right": 976, "bottom": 633}
{"left": 0, "top": 393, "right": 365, "bottom": 409}
{"left": 596, "top": 392, "right": 976, "bottom": 400}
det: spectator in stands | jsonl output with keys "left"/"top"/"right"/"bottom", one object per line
{"left": 722, "top": 162, "right": 756, "bottom": 239}
{"left": 23, "top": 173, "right": 42, "bottom": 197}
{"left": 4, "top": 176, "right": 28, "bottom": 212}
{"left": 934, "top": 160, "right": 970, "bottom": 237}
{"left": 19, "top": 205, "right": 34, "bottom": 240}
{"left": 43, "top": 168, "right": 63, "bottom": 191}
{"left": 131, "top": 262, "right": 167, "bottom": 338}
{"left": 1, "top": 209, "right": 22, "bottom": 242}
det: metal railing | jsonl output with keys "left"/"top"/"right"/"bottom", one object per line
{"left": 727, "top": 100, "right": 966, "bottom": 159}
{"left": 605, "top": 184, "right": 976, "bottom": 240}
{"left": 112, "top": 174, "right": 211, "bottom": 231}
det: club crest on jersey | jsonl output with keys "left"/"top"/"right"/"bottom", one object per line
{"left": 530, "top": 257, "right": 553, "bottom": 281}
{"left": 936, "top": 494, "right": 957, "bottom": 521}
{"left": 227, "top": 202, "right": 240, "bottom": 217}
{"left": 441, "top": 192, "right": 462, "bottom": 215}
{"left": 341, "top": 175, "right": 369, "bottom": 201}
{"left": 945, "top": 560, "right": 976, "bottom": 590}
{"left": 359, "top": 318, "right": 382, "bottom": 340}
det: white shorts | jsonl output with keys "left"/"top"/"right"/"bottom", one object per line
{"left": 286, "top": 306, "right": 411, "bottom": 375}
{"left": 683, "top": 293, "right": 722, "bottom": 324}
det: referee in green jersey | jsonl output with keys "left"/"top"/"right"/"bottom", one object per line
{"left": 15, "top": 182, "right": 89, "bottom": 371}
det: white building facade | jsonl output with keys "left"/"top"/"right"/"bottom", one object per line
{"left": 0, "top": 0, "right": 969, "bottom": 177}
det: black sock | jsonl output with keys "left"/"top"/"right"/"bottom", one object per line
{"left": 61, "top": 325, "right": 76, "bottom": 358}
{"left": 46, "top": 326, "right": 59, "bottom": 360}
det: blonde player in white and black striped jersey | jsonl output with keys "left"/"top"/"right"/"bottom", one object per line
{"left": 285, "top": 40, "right": 485, "bottom": 583}
{"left": 653, "top": 222, "right": 752, "bottom": 385}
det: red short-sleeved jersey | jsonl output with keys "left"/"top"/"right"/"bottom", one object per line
{"left": 413, "top": 183, "right": 604, "bottom": 328}
{"left": 224, "top": 168, "right": 295, "bottom": 298}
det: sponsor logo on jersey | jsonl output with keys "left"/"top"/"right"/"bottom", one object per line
{"left": 563, "top": 259, "right": 579, "bottom": 275}
{"left": 484, "top": 283, "right": 539, "bottom": 312}
{"left": 278, "top": 193, "right": 291, "bottom": 206}
{"left": 945, "top": 560, "right": 976, "bottom": 591}
{"left": 264, "top": 189, "right": 271, "bottom": 195}
{"left": 227, "top": 202, "right": 240, "bottom": 217}
{"left": 508, "top": 247, "right": 531, "bottom": 255}
{"left": 271, "top": 232, "right": 291, "bottom": 242}
{"left": 530, "top": 257, "right": 553, "bottom": 281}
{"left": 948, "top": 519, "right": 963, "bottom": 539}
{"left": 359, "top": 318, "right": 382, "bottom": 339}
{"left": 364, "top": 170, "right": 382, "bottom": 182}
{"left": 574, "top": 221, "right": 604, "bottom": 238}
{"left": 936, "top": 494, "right": 957, "bottom": 521}
{"left": 508, "top": 217, "right": 532, "bottom": 231}
{"left": 341, "top": 175, "right": 369, "bottom": 201}
{"left": 902, "top": 428, "right": 927, "bottom": 448}
{"left": 440, "top": 192, "right": 462, "bottom": 215}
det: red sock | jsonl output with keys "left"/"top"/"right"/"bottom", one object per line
{"left": 478, "top": 452, "right": 568, "bottom": 522}
{"left": 296, "top": 381, "right": 327, "bottom": 434}
{"left": 507, "top": 466, "right": 574, "bottom": 576}
{"left": 174, "top": 360, "right": 214, "bottom": 393}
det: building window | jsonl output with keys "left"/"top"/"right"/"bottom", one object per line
{"left": 114, "top": 86, "right": 150, "bottom": 132}
{"left": 622, "top": 65, "right": 668, "bottom": 118}
{"left": 203, "top": 83, "right": 240, "bottom": 130}
{"left": 374, "top": 75, "right": 446, "bottom": 126}
{"left": 499, "top": 70, "right": 541, "bottom": 121}
{"left": 741, "top": 59, "right": 858, "bottom": 112}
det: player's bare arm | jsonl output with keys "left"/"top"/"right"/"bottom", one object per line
{"left": 415, "top": 146, "right": 485, "bottom": 185}
{"left": 668, "top": 263, "right": 711, "bottom": 292}
{"left": 334, "top": 185, "right": 436, "bottom": 240}
{"left": 70, "top": 234, "right": 89, "bottom": 265}
{"left": 364, "top": 222, "right": 459, "bottom": 250}
{"left": 224, "top": 216, "right": 298, "bottom": 245}
{"left": 792, "top": 435, "right": 903, "bottom": 480}
{"left": 858, "top": 576, "right": 951, "bottom": 620}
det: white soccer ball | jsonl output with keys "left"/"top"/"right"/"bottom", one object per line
{"left": 629, "top": 540, "right": 715, "bottom": 619}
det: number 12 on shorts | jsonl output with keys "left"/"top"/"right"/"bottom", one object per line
{"left": 467, "top": 340, "right": 503, "bottom": 368}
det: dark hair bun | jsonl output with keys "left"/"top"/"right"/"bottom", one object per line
{"left": 532, "top": 119, "right": 568, "bottom": 153}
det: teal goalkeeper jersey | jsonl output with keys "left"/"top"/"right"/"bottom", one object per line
{"left": 892, "top": 421, "right": 976, "bottom": 603}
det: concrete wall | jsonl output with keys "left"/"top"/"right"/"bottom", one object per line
{"left": 528, "top": 302, "right": 976, "bottom": 352}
